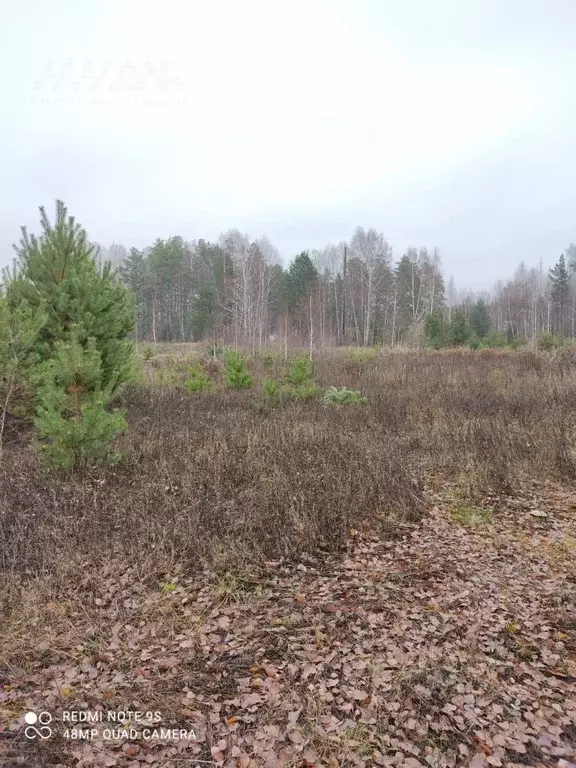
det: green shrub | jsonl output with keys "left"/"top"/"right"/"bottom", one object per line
{"left": 483, "top": 330, "right": 507, "bottom": 349}
{"left": 323, "top": 386, "right": 368, "bottom": 406}
{"left": 185, "top": 364, "right": 212, "bottom": 393}
{"left": 468, "top": 333, "right": 481, "bottom": 350}
{"left": 509, "top": 334, "right": 526, "bottom": 350}
{"left": 287, "top": 355, "right": 313, "bottom": 384}
{"left": 143, "top": 345, "right": 155, "bottom": 361}
{"left": 537, "top": 332, "right": 561, "bottom": 352}
{"left": 225, "top": 351, "right": 253, "bottom": 389}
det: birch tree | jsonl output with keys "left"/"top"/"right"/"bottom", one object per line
{"left": 349, "top": 227, "right": 392, "bottom": 346}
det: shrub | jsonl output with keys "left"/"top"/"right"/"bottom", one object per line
{"left": 323, "top": 386, "right": 368, "bottom": 406}
{"left": 537, "top": 332, "right": 563, "bottom": 352}
{"left": 143, "top": 345, "right": 155, "bottom": 361}
{"left": 509, "top": 334, "right": 526, "bottom": 350}
{"left": 287, "top": 355, "right": 313, "bottom": 384}
{"left": 1, "top": 390, "right": 425, "bottom": 578}
{"left": 225, "top": 351, "right": 253, "bottom": 389}
{"left": 484, "top": 330, "right": 507, "bottom": 348}
{"left": 185, "top": 364, "right": 212, "bottom": 393}
{"left": 468, "top": 333, "right": 481, "bottom": 350}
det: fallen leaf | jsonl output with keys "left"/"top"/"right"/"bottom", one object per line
{"left": 122, "top": 743, "right": 140, "bottom": 757}
{"left": 295, "top": 593, "right": 307, "bottom": 603}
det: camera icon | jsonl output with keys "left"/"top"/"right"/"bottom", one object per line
{"left": 24, "top": 712, "right": 53, "bottom": 740}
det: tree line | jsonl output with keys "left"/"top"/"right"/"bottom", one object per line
{"left": 104, "top": 231, "right": 576, "bottom": 350}
{"left": 111, "top": 231, "right": 445, "bottom": 350}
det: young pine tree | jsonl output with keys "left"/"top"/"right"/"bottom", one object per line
{"left": 34, "top": 332, "right": 128, "bottom": 468}
{"left": 449, "top": 309, "right": 470, "bottom": 347}
{"left": 470, "top": 299, "right": 491, "bottom": 339}
{"left": 0, "top": 293, "right": 46, "bottom": 461}
{"left": 424, "top": 312, "right": 446, "bottom": 349}
{"left": 549, "top": 254, "right": 570, "bottom": 337}
{"left": 224, "top": 351, "right": 253, "bottom": 389}
{"left": 6, "top": 200, "right": 136, "bottom": 467}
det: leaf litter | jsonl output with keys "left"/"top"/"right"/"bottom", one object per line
{"left": 1, "top": 482, "right": 575, "bottom": 767}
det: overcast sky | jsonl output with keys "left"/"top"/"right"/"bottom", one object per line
{"left": 1, "top": 0, "right": 575, "bottom": 289}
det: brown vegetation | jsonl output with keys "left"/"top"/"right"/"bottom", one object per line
{"left": 1, "top": 349, "right": 576, "bottom": 766}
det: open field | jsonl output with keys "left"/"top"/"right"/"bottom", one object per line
{"left": 1, "top": 348, "right": 576, "bottom": 767}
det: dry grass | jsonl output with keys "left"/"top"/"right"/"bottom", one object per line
{"left": 3, "top": 347, "right": 576, "bottom": 582}
{"left": 1, "top": 347, "right": 576, "bottom": 765}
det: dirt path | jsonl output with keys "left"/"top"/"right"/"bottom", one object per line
{"left": 2, "top": 486, "right": 576, "bottom": 767}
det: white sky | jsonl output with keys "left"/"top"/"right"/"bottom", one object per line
{"left": 1, "top": 0, "right": 576, "bottom": 288}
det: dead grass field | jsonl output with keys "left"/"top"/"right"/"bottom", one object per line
{"left": 1, "top": 348, "right": 575, "bottom": 767}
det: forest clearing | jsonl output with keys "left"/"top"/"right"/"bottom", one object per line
{"left": 1, "top": 342, "right": 576, "bottom": 767}
{"left": 4, "top": 0, "right": 576, "bottom": 764}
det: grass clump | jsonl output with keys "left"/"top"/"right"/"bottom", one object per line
{"left": 451, "top": 506, "right": 492, "bottom": 526}
{"left": 282, "top": 382, "right": 322, "bottom": 401}
{"left": 349, "top": 347, "right": 378, "bottom": 362}
{"left": 323, "top": 386, "right": 368, "bottom": 405}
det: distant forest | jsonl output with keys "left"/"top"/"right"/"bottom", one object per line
{"left": 95, "top": 229, "right": 576, "bottom": 349}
